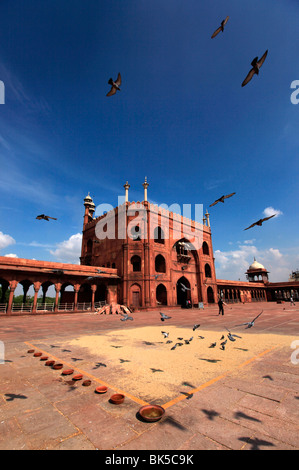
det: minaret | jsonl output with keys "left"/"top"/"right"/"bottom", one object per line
{"left": 83, "top": 193, "right": 95, "bottom": 228}
{"left": 205, "top": 209, "right": 210, "bottom": 228}
{"left": 142, "top": 177, "right": 149, "bottom": 202}
{"left": 124, "top": 181, "right": 130, "bottom": 202}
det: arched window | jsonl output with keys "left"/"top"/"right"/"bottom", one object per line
{"left": 156, "top": 284, "right": 167, "bottom": 305}
{"left": 154, "top": 226, "right": 164, "bottom": 244}
{"left": 205, "top": 263, "right": 212, "bottom": 278}
{"left": 131, "top": 226, "right": 141, "bottom": 241}
{"left": 202, "top": 241, "right": 209, "bottom": 256}
{"left": 155, "top": 254, "right": 166, "bottom": 273}
{"left": 131, "top": 255, "right": 141, "bottom": 272}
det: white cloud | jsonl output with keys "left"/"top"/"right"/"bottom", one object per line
{"left": 263, "top": 207, "right": 283, "bottom": 218}
{"left": 4, "top": 253, "right": 18, "bottom": 258}
{"left": 0, "top": 231, "right": 16, "bottom": 251}
{"left": 49, "top": 233, "right": 82, "bottom": 264}
{"left": 215, "top": 243, "right": 295, "bottom": 282}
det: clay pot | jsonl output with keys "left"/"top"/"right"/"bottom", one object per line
{"left": 40, "top": 356, "right": 49, "bottom": 361}
{"left": 82, "top": 380, "right": 92, "bottom": 387}
{"left": 72, "top": 374, "right": 83, "bottom": 381}
{"left": 45, "top": 360, "right": 55, "bottom": 366}
{"left": 52, "top": 363, "right": 63, "bottom": 370}
{"left": 27, "top": 349, "right": 35, "bottom": 353}
{"left": 109, "top": 393, "right": 125, "bottom": 404}
{"left": 138, "top": 405, "right": 165, "bottom": 422}
{"left": 33, "top": 352, "right": 42, "bottom": 357}
{"left": 95, "top": 386, "right": 108, "bottom": 394}
{"left": 62, "top": 369, "right": 74, "bottom": 375}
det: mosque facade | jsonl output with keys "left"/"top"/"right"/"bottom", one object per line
{"left": 0, "top": 179, "right": 298, "bottom": 314}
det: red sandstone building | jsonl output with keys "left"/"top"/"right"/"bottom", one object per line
{"left": 0, "top": 180, "right": 298, "bottom": 314}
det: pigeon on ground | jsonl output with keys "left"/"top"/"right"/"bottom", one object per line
{"left": 235, "top": 311, "right": 264, "bottom": 329}
{"left": 120, "top": 313, "right": 133, "bottom": 321}
{"left": 198, "top": 335, "right": 205, "bottom": 340}
{"left": 106, "top": 73, "right": 121, "bottom": 96}
{"left": 244, "top": 214, "right": 275, "bottom": 231}
{"left": 36, "top": 214, "right": 57, "bottom": 221}
{"left": 211, "top": 16, "right": 229, "bottom": 39}
{"left": 166, "top": 340, "right": 173, "bottom": 344}
{"left": 209, "top": 342, "right": 217, "bottom": 348}
{"left": 209, "top": 193, "right": 236, "bottom": 207}
{"left": 160, "top": 312, "right": 172, "bottom": 321}
{"left": 242, "top": 50, "right": 268, "bottom": 87}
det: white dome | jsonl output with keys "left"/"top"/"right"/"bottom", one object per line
{"left": 249, "top": 259, "right": 265, "bottom": 270}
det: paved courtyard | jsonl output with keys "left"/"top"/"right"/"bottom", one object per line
{"left": 0, "top": 302, "right": 299, "bottom": 451}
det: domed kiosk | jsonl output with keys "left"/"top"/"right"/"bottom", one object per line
{"left": 246, "top": 258, "right": 269, "bottom": 283}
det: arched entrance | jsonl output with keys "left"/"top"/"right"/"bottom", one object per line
{"left": 177, "top": 277, "right": 191, "bottom": 307}
{"left": 207, "top": 286, "right": 215, "bottom": 303}
{"left": 156, "top": 284, "right": 167, "bottom": 305}
{"left": 130, "top": 283, "right": 142, "bottom": 309}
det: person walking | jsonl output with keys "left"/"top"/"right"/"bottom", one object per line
{"left": 218, "top": 298, "right": 224, "bottom": 315}
{"left": 290, "top": 295, "right": 295, "bottom": 306}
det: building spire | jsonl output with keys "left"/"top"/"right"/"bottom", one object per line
{"left": 142, "top": 176, "right": 149, "bottom": 202}
{"left": 124, "top": 181, "right": 130, "bottom": 202}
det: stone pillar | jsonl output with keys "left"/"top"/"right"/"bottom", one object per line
{"left": 7, "top": 281, "right": 18, "bottom": 315}
{"left": 54, "top": 283, "right": 61, "bottom": 312}
{"left": 32, "top": 282, "right": 41, "bottom": 313}
{"left": 74, "top": 284, "right": 80, "bottom": 311}
{"left": 91, "top": 285, "right": 97, "bottom": 311}
{"left": 122, "top": 244, "right": 128, "bottom": 305}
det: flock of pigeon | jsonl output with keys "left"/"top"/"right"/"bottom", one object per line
{"left": 158, "top": 310, "right": 264, "bottom": 353}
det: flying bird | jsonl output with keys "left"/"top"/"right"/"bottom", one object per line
{"left": 180, "top": 282, "right": 191, "bottom": 292}
{"left": 161, "top": 331, "right": 169, "bottom": 338}
{"left": 36, "top": 214, "right": 57, "bottom": 221}
{"left": 106, "top": 73, "right": 121, "bottom": 96}
{"left": 193, "top": 324, "right": 200, "bottom": 331}
{"left": 235, "top": 311, "right": 264, "bottom": 329}
{"left": 171, "top": 342, "right": 182, "bottom": 350}
{"left": 211, "top": 16, "right": 229, "bottom": 39}
{"left": 160, "top": 312, "right": 172, "bottom": 321}
{"left": 210, "top": 193, "right": 236, "bottom": 207}
{"left": 244, "top": 214, "right": 275, "bottom": 231}
{"left": 242, "top": 50, "right": 268, "bottom": 87}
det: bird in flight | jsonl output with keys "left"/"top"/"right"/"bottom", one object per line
{"left": 106, "top": 73, "right": 121, "bottom": 96}
{"left": 244, "top": 214, "right": 275, "bottom": 231}
{"left": 235, "top": 311, "right": 264, "bottom": 329}
{"left": 193, "top": 324, "right": 200, "bottom": 331}
{"left": 36, "top": 214, "right": 57, "bottom": 221}
{"left": 161, "top": 331, "right": 169, "bottom": 338}
{"left": 242, "top": 50, "right": 268, "bottom": 87}
{"left": 209, "top": 193, "right": 236, "bottom": 207}
{"left": 211, "top": 16, "right": 229, "bottom": 39}
{"left": 160, "top": 312, "right": 172, "bottom": 321}
{"left": 180, "top": 282, "right": 191, "bottom": 292}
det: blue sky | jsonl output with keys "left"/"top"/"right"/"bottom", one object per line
{"left": 0, "top": 0, "right": 298, "bottom": 282}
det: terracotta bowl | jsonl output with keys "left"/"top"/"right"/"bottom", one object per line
{"left": 95, "top": 386, "right": 108, "bottom": 394}
{"left": 110, "top": 393, "right": 125, "bottom": 404}
{"left": 52, "top": 363, "right": 63, "bottom": 370}
{"left": 40, "top": 356, "right": 49, "bottom": 361}
{"left": 82, "top": 380, "right": 92, "bottom": 387}
{"left": 72, "top": 374, "right": 83, "bottom": 381}
{"left": 45, "top": 360, "right": 55, "bottom": 366}
{"left": 33, "top": 352, "right": 42, "bottom": 357}
{"left": 27, "top": 349, "right": 35, "bottom": 353}
{"left": 62, "top": 369, "right": 74, "bottom": 375}
{"left": 138, "top": 405, "right": 165, "bottom": 422}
